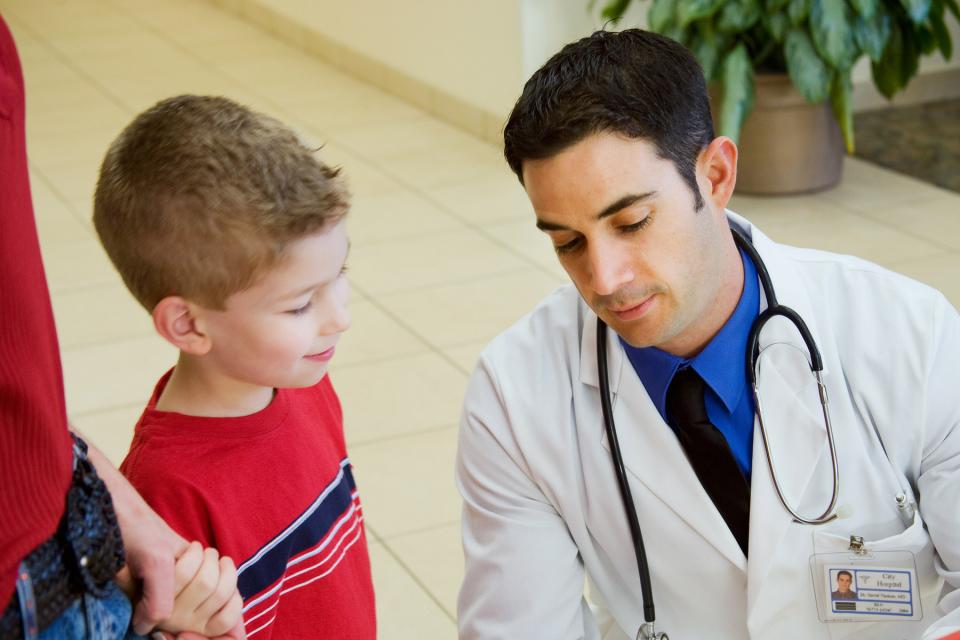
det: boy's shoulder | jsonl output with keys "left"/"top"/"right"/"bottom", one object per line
{"left": 122, "top": 373, "right": 346, "bottom": 490}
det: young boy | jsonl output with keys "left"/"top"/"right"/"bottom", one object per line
{"left": 93, "top": 95, "right": 375, "bottom": 639}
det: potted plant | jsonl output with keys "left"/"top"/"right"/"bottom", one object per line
{"left": 594, "top": 0, "right": 959, "bottom": 193}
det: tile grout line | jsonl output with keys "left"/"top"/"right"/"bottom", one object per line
{"left": 20, "top": 0, "right": 481, "bottom": 384}
{"left": 348, "top": 263, "right": 538, "bottom": 299}
{"left": 344, "top": 280, "right": 477, "bottom": 378}
{"left": 347, "top": 422, "right": 457, "bottom": 450}
{"left": 19, "top": 0, "right": 541, "bottom": 414}
{"left": 27, "top": 161, "right": 100, "bottom": 237}
{"left": 377, "top": 538, "right": 458, "bottom": 624}
{"left": 96, "top": 2, "right": 548, "bottom": 389}
{"left": 377, "top": 518, "right": 461, "bottom": 543}
{"left": 817, "top": 190, "right": 960, "bottom": 256}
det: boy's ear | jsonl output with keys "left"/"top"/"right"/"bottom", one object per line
{"left": 152, "top": 296, "right": 212, "bottom": 355}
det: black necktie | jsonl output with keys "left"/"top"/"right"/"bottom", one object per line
{"left": 666, "top": 367, "right": 750, "bottom": 555}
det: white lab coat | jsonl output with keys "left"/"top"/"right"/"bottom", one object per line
{"left": 456, "top": 213, "right": 960, "bottom": 640}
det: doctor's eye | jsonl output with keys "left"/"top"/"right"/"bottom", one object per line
{"left": 554, "top": 237, "right": 582, "bottom": 255}
{"left": 620, "top": 215, "right": 653, "bottom": 233}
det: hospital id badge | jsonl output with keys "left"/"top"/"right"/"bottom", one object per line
{"left": 810, "top": 537, "right": 922, "bottom": 623}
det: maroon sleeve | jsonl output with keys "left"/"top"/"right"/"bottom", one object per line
{"left": 0, "top": 15, "right": 74, "bottom": 609}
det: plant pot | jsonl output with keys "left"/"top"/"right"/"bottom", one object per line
{"left": 714, "top": 74, "right": 844, "bottom": 195}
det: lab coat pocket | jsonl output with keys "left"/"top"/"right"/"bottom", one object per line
{"left": 811, "top": 512, "right": 939, "bottom": 640}
{"left": 812, "top": 510, "right": 933, "bottom": 557}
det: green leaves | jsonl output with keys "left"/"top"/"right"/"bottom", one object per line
{"left": 718, "top": 0, "right": 762, "bottom": 32}
{"left": 830, "top": 73, "right": 855, "bottom": 153}
{"left": 931, "top": 2, "right": 954, "bottom": 58}
{"left": 718, "top": 43, "right": 755, "bottom": 142}
{"left": 853, "top": 9, "right": 892, "bottom": 61}
{"left": 764, "top": 11, "right": 791, "bottom": 41}
{"left": 785, "top": 29, "right": 832, "bottom": 102}
{"left": 788, "top": 0, "right": 811, "bottom": 24}
{"left": 849, "top": 0, "right": 879, "bottom": 18}
{"left": 692, "top": 21, "right": 726, "bottom": 80}
{"left": 870, "top": 19, "right": 920, "bottom": 98}
{"left": 599, "top": 0, "right": 632, "bottom": 22}
{"left": 810, "top": 0, "right": 857, "bottom": 69}
{"left": 596, "top": 0, "right": 959, "bottom": 156}
{"left": 677, "top": 0, "right": 724, "bottom": 27}
{"left": 649, "top": 0, "right": 678, "bottom": 32}
{"left": 899, "top": 0, "right": 933, "bottom": 23}
{"left": 946, "top": 0, "right": 960, "bottom": 21}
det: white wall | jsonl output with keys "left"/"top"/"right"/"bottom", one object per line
{"left": 257, "top": 0, "right": 525, "bottom": 117}
{"left": 519, "top": 0, "right": 648, "bottom": 79}
{"left": 252, "top": 0, "right": 960, "bottom": 121}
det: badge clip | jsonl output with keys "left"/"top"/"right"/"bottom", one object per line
{"left": 848, "top": 535, "right": 868, "bottom": 556}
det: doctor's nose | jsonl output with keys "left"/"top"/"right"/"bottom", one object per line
{"left": 588, "top": 242, "right": 634, "bottom": 296}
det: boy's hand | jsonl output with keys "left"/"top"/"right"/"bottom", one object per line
{"left": 155, "top": 541, "right": 245, "bottom": 638}
{"left": 80, "top": 431, "right": 189, "bottom": 633}
{"left": 75, "top": 431, "right": 244, "bottom": 638}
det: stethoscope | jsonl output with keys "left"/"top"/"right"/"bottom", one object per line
{"left": 595, "top": 225, "right": 841, "bottom": 640}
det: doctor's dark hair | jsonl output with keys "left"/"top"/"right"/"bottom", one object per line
{"left": 503, "top": 29, "right": 713, "bottom": 210}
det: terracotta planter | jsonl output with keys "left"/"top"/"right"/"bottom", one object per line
{"left": 714, "top": 74, "right": 844, "bottom": 195}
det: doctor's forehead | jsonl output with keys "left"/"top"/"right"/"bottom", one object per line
{"left": 522, "top": 134, "right": 670, "bottom": 218}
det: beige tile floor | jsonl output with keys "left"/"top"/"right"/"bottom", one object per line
{"left": 3, "top": 1, "right": 960, "bottom": 637}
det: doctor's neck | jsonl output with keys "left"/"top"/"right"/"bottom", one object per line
{"left": 657, "top": 229, "right": 745, "bottom": 359}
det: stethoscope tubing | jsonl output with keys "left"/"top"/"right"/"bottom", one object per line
{"left": 596, "top": 225, "right": 840, "bottom": 638}
{"left": 596, "top": 318, "right": 657, "bottom": 625}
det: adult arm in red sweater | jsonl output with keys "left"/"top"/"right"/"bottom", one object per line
{"left": 1, "top": 15, "right": 242, "bottom": 639}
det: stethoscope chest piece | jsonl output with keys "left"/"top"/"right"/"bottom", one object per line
{"left": 638, "top": 622, "right": 668, "bottom": 640}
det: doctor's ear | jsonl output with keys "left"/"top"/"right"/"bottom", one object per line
{"left": 152, "top": 296, "right": 212, "bottom": 356}
{"left": 696, "top": 136, "right": 738, "bottom": 211}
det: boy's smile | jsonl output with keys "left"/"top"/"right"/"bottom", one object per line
{"left": 304, "top": 346, "right": 337, "bottom": 363}
{"left": 160, "top": 221, "right": 352, "bottom": 416}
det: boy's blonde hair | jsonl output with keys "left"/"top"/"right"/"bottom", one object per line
{"left": 93, "top": 95, "right": 349, "bottom": 311}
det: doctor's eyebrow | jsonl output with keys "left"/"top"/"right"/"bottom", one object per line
{"left": 535, "top": 191, "right": 658, "bottom": 231}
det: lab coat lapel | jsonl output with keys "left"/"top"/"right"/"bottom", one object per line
{"left": 739, "top": 220, "right": 833, "bottom": 615}
{"left": 580, "top": 309, "right": 748, "bottom": 572}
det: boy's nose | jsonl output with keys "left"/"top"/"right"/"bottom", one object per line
{"left": 323, "top": 302, "right": 351, "bottom": 335}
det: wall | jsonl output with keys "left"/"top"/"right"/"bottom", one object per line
{"left": 249, "top": 0, "right": 524, "bottom": 119}
{"left": 220, "top": 0, "right": 960, "bottom": 141}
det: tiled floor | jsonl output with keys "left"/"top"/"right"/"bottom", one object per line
{"left": 3, "top": 1, "right": 960, "bottom": 638}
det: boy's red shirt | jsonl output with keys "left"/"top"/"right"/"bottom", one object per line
{"left": 122, "top": 372, "right": 375, "bottom": 639}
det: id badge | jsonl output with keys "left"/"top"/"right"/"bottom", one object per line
{"left": 810, "top": 536, "right": 922, "bottom": 623}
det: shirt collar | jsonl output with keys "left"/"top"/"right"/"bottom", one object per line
{"left": 621, "top": 246, "right": 760, "bottom": 416}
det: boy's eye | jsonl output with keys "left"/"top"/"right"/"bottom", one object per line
{"left": 287, "top": 301, "right": 312, "bottom": 316}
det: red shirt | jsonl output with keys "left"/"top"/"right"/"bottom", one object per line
{"left": 0, "top": 16, "right": 74, "bottom": 610}
{"left": 122, "top": 373, "right": 376, "bottom": 639}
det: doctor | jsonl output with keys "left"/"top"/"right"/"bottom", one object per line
{"left": 456, "top": 29, "right": 960, "bottom": 640}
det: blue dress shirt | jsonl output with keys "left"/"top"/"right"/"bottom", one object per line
{"left": 620, "top": 247, "right": 760, "bottom": 479}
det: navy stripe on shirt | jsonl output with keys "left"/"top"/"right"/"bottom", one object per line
{"left": 236, "top": 458, "right": 357, "bottom": 599}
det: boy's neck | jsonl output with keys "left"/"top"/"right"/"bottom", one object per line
{"left": 155, "top": 353, "right": 274, "bottom": 417}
